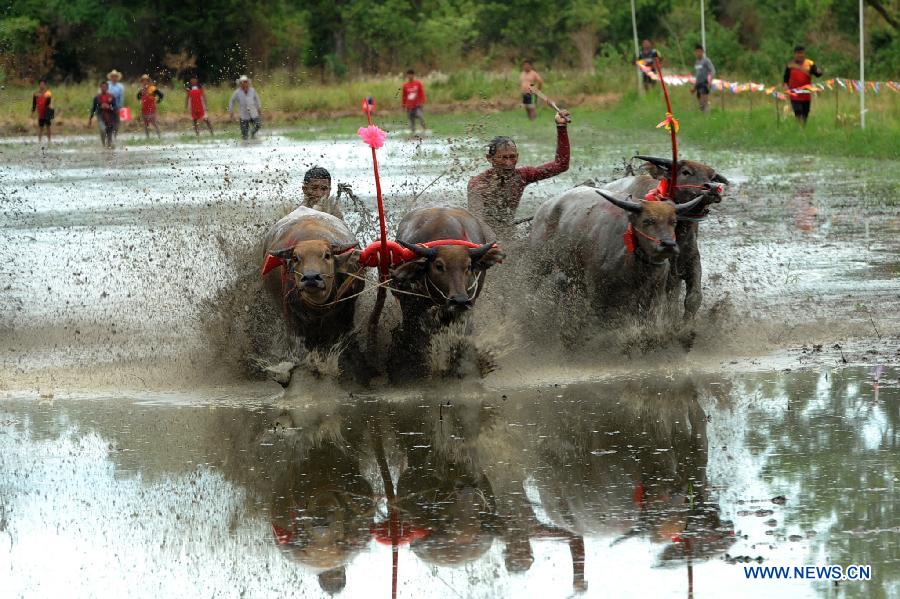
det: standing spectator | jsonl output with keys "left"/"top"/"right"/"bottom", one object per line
{"left": 31, "top": 79, "right": 53, "bottom": 145}
{"left": 402, "top": 69, "right": 427, "bottom": 134}
{"left": 88, "top": 81, "right": 118, "bottom": 148}
{"left": 228, "top": 75, "right": 262, "bottom": 140}
{"left": 106, "top": 70, "right": 125, "bottom": 142}
{"left": 783, "top": 45, "right": 823, "bottom": 125}
{"left": 639, "top": 39, "right": 661, "bottom": 89}
{"left": 519, "top": 60, "right": 543, "bottom": 121}
{"left": 137, "top": 74, "right": 164, "bottom": 139}
{"left": 690, "top": 45, "right": 715, "bottom": 113}
{"left": 186, "top": 77, "right": 214, "bottom": 137}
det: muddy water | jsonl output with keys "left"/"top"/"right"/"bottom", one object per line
{"left": 1, "top": 368, "right": 897, "bottom": 598}
{"left": 1, "top": 128, "right": 898, "bottom": 596}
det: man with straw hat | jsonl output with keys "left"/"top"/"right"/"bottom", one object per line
{"left": 228, "top": 75, "right": 262, "bottom": 140}
{"left": 106, "top": 69, "right": 125, "bottom": 141}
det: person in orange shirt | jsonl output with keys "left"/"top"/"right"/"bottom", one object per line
{"left": 783, "top": 45, "right": 823, "bottom": 124}
{"left": 31, "top": 79, "right": 53, "bottom": 145}
{"left": 401, "top": 69, "right": 426, "bottom": 134}
{"left": 519, "top": 60, "right": 543, "bottom": 120}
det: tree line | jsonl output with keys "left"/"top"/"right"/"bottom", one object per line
{"left": 2, "top": 0, "right": 898, "bottom": 84}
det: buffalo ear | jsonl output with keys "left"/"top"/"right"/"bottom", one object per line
{"left": 712, "top": 173, "right": 730, "bottom": 185}
{"left": 334, "top": 248, "right": 361, "bottom": 272}
{"left": 390, "top": 257, "right": 428, "bottom": 282}
{"left": 270, "top": 247, "right": 296, "bottom": 260}
{"left": 475, "top": 247, "right": 505, "bottom": 269}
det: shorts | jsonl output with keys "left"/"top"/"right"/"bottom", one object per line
{"left": 522, "top": 93, "right": 536, "bottom": 106}
{"left": 407, "top": 106, "right": 424, "bottom": 119}
{"left": 790, "top": 100, "right": 811, "bottom": 118}
{"left": 38, "top": 117, "right": 52, "bottom": 127}
{"left": 695, "top": 83, "right": 710, "bottom": 96}
{"left": 142, "top": 113, "right": 157, "bottom": 124}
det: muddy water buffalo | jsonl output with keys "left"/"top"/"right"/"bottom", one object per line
{"left": 390, "top": 206, "right": 504, "bottom": 325}
{"left": 262, "top": 206, "right": 363, "bottom": 349}
{"left": 602, "top": 156, "right": 729, "bottom": 318}
{"left": 529, "top": 187, "right": 703, "bottom": 318}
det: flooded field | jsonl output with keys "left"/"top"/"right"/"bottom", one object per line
{"left": 1, "top": 128, "right": 898, "bottom": 597}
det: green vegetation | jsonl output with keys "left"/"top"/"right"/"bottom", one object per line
{"left": 1, "top": 0, "right": 898, "bottom": 83}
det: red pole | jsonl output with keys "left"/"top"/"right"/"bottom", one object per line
{"left": 363, "top": 99, "right": 389, "bottom": 281}
{"left": 654, "top": 57, "right": 678, "bottom": 193}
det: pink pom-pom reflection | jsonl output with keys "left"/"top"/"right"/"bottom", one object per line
{"left": 357, "top": 125, "right": 387, "bottom": 149}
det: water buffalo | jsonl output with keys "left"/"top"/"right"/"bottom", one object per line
{"left": 390, "top": 206, "right": 504, "bottom": 325}
{"left": 262, "top": 206, "right": 363, "bottom": 350}
{"left": 602, "top": 155, "right": 729, "bottom": 318}
{"left": 529, "top": 187, "right": 704, "bottom": 319}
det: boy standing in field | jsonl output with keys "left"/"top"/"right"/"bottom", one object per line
{"left": 690, "top": 45, "right": 715, "bottom": 113}
{"left": 402, "top": 69, "right": 427, "bottom": 134}
{"left": 31, "top": 79, "right": 53, "bottom": 145}
{"left": 137, "top": 74, "right": 164, "bottom": 139}
{"left": 88, "top": 81, "right": 118, "bottom": 148}
{"left": 106, "top": 70, "right": 125, "bottom": 142}
{"left": 783, "top": 45, "right": 823, "bottom": 125}
{"left": 519, "top": 60, "right": 543, "bottom": 120}
{"left": 639, "top": 39, "right": 661, "bottom": 89}
{"left": 186, "top": 77, "right": 214, "bottom": 137}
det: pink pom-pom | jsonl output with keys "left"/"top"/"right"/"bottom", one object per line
{"left": 357, "top": 125, "right": 386, "bottom": 149}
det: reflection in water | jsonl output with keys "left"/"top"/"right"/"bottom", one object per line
{"left": 1, "top": 367, "right": 897, "bottom": 597}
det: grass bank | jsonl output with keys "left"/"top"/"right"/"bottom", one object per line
{"left": 2, "top": 67, "right": 897, "bottom": 159}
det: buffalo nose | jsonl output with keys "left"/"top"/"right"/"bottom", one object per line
{"left": 660, "top": 239, "right": 679, "bottom": 254}
{"left": 299, "top": 272, "right": 324, "bottom": 287}
{"left": 448, "top": 294, "right": 473, "bottom": 310}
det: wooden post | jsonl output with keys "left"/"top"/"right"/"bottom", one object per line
{"left": 835, "top": 85, "right": 839, "bottom": 123}
{"left": 774, "top": 95, "right": 780, "bottom": 125}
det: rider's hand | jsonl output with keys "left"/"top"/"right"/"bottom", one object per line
{"left": 555, "top": 109, "right": 571, "bottom": 125}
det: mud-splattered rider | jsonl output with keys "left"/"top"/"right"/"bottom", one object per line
{"left": 467, "top": 110, "right": 570, "bottom": 236}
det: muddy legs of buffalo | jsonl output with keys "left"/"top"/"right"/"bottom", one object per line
{"left": 683, "top": 260, "right": 702, "bottom": 319}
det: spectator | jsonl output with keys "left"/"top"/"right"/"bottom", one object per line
{"left": 402, "top": 69, "right": 427, "bottom": 134}
{"left": 639, "top": 39, "right": 661, "bottom": 89}
{"left": 31, "top": 79, "right": 53, "bottom": 145}
{"left": 185, "top": 77, "right": 214, "bottom": 137}
{"left": 690, "top": 45, "right": 715, "bottom": 113}
{"left": 88, "top": 81, "right": 118, "bottom": 148}
{"left": 106, "top": 70, "right": 125, "bottom": 142}
{"left": 228, "top": 75, "right": 262, "bottom": 140}
{"left": 137, "top": 74, "right": 164, "bottom": 139}
{"left": 783, "top": 45, "right": 823, "bottom": 125}
{"left": 519, "top": 60, "right": 544, "bottom": 121}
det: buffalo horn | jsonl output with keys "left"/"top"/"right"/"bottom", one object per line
{"left": 634, "top": 155, "right": 674, "bottom": 169}
{"left": 270, "top": 246, "right": 296, "bottom": 260}
{"left": 398, "top": 240, "right": 438, "bottom": 259}
{"left": 712, "top": 173, "right": 730, "bottom": 185}
{"left": 674, "top": 194, "right": 706, "bottom": 214}
{"left": 595, "top": 189, "right": 643, "bottom": 213}
{"left": 468, "top": 243, "right": 495, "bottom": 260}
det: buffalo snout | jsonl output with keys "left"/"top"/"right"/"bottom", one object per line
{"left": 448, "top": 294, "right": 473, "bottom": 311}
{"left": 299, "top": 271, "right": 325, "bottom": 289}
{"left": 659, "top": 238, "right": 679, "bottom": 255}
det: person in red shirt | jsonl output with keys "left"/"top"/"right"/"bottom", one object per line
{"left": 137, "top": 74, "right": 164, "bottom": 139}
{"left": 402, "top": 69, "right": 426, "bottom": 134}
{"left": 88, "top": 81, "right": 118, "bottom": 148}
{"left": 783, "top": 45, "right": 823, "bottom": 125}
{"left": 31, "top": 79, "right": 53, "bottom": 145}
{"left": 185, "top": 77, "right": 214, "bottom": 137}
{"left": 467, "top": 109, "right": 571, "bottom": 236}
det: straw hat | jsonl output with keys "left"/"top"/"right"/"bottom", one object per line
{"left": 107, "top": 69, "right": 122, "bottom": 80}
{"left": 237, "top": 75, "right": 250, "bottom": 84}
{"left": 140, "top": 74, "right": 151, "bottom": 82}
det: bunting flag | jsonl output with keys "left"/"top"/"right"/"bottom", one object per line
{"left": 634, "top": 61, "right": 899, "bottom": 100}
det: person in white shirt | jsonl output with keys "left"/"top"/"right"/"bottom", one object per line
{"left": 227, "top": 75, "right": 262, "bottom": 139}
